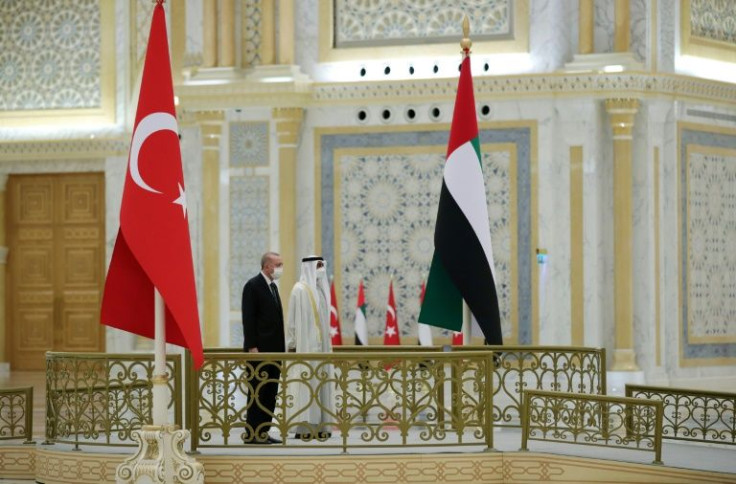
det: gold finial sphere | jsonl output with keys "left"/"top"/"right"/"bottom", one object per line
{"left": 460, "top": 15, "right": 472, "bottom": 52}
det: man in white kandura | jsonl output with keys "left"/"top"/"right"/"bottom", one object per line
{"left": 286, "top": 255, "right": 334, "bottom": 440}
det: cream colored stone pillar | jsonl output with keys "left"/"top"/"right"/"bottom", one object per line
{"left": 273, "top": 108, "right": 303, "bottom": 298}
{"left": 605, "top": 98, "right": 640, "bottom": 371}
{"left": 277, "top": 0, "right": 295, "bottom": 64}
{"left": 220, "top": 0, "right": 236, "bottom": 67}
{"left": 203, "top": 0, "right": 217, "bottom": 67}
{"left": 579, "top": 0, "right": 594, "bottom": 54}
{"left": 0, "top": 174, "right": 7, "bottom": 374}
{"left": 614, "top": 0, "right": 630, "bottom": 52}
{"left": 257, "top": 0, "right": 275, "bottom": 65}
{"left": 200, "top": 113, "right": 224, "bottom": 348}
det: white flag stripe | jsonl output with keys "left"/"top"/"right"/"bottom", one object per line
{"left": 354, "top": 308, "right": 368, "bottom": 344}
{"left": 418, "top": 323, "right": 433, "bottom": 346}
{"left": 443, "top": 141, "right": 496, "bottom": 278}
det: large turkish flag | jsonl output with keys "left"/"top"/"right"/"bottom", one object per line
{"left": 101, "top": 3, "right": 203, "bottom": 368}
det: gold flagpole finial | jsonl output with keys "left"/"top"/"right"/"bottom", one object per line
{"left": 460, "top": 15, "right": 472, "bottom": 53}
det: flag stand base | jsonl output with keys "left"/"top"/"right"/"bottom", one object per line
{"left": 116, "top": 425, "right": 204, "bottom": 484}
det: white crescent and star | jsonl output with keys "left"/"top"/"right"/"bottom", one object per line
{"left": 129, "top": 111, "right": 188, "bottom": 218}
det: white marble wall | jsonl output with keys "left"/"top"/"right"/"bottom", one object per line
{"left": 529, "top": 0, "right": 577, "bottom": 72}
{"left": 185, "top": 0, "right": 203, "bottom": 64}
{"left": 593, "top": 102, "right": 616, "bottom": 357}
{"left": 584, "top": 102, "right": 612, "bottom": 351}
{"left": 631, "top": 103, "right": 656, "bottom": 374}
{"left": 630, "top": 0, "right": 649, "bottom": 64}
{"left": 594, "top": 0, "right": 615, "bottom": 53}
{"left": 658, "top": 0, "right": 677, "bottom": 72}
{"left": 294, "top": 0, "right": 320, "bottom": 80}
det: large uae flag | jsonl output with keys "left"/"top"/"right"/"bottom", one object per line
{"left": 100, "top": 2, "right": 204, "bottom": 368}
{"left": 418, "top": 51, "right": 503, "bottom": 346}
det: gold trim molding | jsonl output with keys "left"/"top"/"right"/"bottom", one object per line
{"left": 0, "top": 139, "right": 128, "bottom": 161}
{"left": 6, "top": 446, "right": 732, "bottom": 484}
{"left": 177, "top": 72, "right": 736, "bottom": 110}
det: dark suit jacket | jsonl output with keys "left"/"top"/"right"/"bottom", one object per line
{"left": 241, "top": 273, "right": 285, "bottom": 352}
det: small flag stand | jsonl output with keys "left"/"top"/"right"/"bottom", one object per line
{"left": 115, "top": 290, "right": 204, "bottom": 484}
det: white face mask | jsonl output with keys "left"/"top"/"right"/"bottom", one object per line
{"left": 316, "top": 266, "right": 326, "bottom": 279}
{"left": 272, "top": 266, "right": 283, "bottom": 280}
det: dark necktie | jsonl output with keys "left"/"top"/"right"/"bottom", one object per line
{"left": 270, "top": 282, "right": 282, "bottom": 313}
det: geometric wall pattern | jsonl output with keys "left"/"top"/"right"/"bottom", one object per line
{"left": 334, "top": 0, "right": 512, "bottom": 47}
{"left": 0, "top": 0, "right": 101, "bottom": 110}
{"left": 229, "top": 122, "right": 269, "bottom": 166}
{"left": 228, "top": 121, "right": 271, "bottom": 346}
{"left": 320, "top": 126, "right": 535, "bottom": 345}
{"left": 242, "top": 0, "right": 263, "bottom": 67}
{"left": 680, "top": 125, "right": 736, "bottom": 363}
{"left": 686, "top": 151, "right": 736, "bottom": 343}
{"left": 337, "top": 149, "right": 513, "bottom": 342}
{"left": 690, "top": 0, "right": 736, "bottom": 45}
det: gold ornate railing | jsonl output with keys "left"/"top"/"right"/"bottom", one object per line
{"left": 0, "top": 386, "right": 34, "bottom": 444}
{"left": 626, "top": 384, "right": 736, "bottom": 446}
{"left": 337, "top": 345, "right": 606, "bottom": 428}
{"left": 186, "top": 351, "right": 494, "bottom": 452}
{"left": 45, "top": 352, "right": 182, "bottom": 449}
{"left": 521, "top": 390, "right": 663, "bottom": 464}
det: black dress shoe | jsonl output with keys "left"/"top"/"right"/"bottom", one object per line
{"left": 294, "top": 432, "right": 312, "bottom": 440}
{"left": 317, "top": 432, "right": 332, "bottom": 440}
{"left": 267, "top": 436, "right": 282, "bottom": 444}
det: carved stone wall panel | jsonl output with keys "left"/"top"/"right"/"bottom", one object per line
{"left": 333, "top": 0, "right": 512, "bottom": 47}
{"left": 690, "top": 0, "right": 736, "bottom": 45}
{"left": 0, "top": 0, "right": 102, "bottom": 111}
{"left": 679, "top": 124, "right": 736, "bottom": 365}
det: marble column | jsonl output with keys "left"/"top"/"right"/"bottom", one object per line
{"left": 605, "top": 98, "right": 640, "bottom": 371}
{"left": 220, "top": 0, "right": 236, "bottom": 67}
{"left": 277, "top": 0, "right": 295, "bottom": 64}
{"left": 273, "top": 108, "right": 304, "bottom": 299}
{"left": 0, "top": 174, "right": 7, "bottom": 375}
{"left": 579, "top": 0, "right": 594, "bottom": 54}
{"left": 200, "top": 113, "right": 224, "bottom": 348}
{"left": 260, "top": 0, "right": 276, "bottom": 65}
{"left": 202, "top": 0, "right": 217, "bottom": 67}
{"left": 614, "top": 0, "right": 630, "bottom": 52}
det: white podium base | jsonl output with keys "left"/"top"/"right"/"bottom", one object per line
{"left": 116, "top": 425, "right": 204, "bottom": 484}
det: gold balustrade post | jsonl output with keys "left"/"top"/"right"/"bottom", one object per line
{"left": 605, "top": 99, "right": 640, "bottom": 372}
{"left": 273, "top": 108, "right": 303, "bottom": 298}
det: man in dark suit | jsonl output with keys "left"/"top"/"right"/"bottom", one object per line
{"left": 242, "top": 251, "right": 285, "bottom": 444}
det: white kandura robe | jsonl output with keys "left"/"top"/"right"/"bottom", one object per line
{"left": 285, "top": 281, "right": 334, "bottom": 435}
